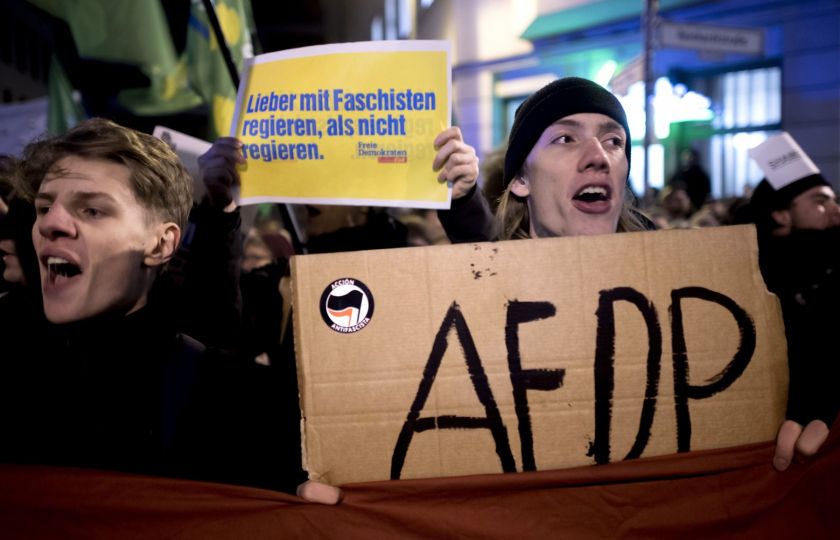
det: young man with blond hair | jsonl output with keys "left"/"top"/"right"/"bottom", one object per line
{"left": 2, "top": 118, "right": 338, "bottom": 503}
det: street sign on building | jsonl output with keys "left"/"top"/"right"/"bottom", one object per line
{"left": 658, "top": 21, "right": 765, "bottom": 56}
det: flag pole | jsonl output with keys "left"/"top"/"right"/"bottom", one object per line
{"left": 643, "top": 0, "right": 658, "bottom": 198}
{"left": 200, "top": 0, "right": 307, "bottom": 254}
{"left": 201, "top": 0, "right": 240, "bottom": 88}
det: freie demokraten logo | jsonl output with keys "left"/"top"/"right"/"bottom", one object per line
{"left": 356, "top": 141, "right": 408, "bottom": 163}
{"left": 320, "top": 278, "right": 374, "bottom": 333}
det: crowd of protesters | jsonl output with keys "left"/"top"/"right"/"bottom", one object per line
{"left": 0, "top": 77, "right": 837, "bottom": 504}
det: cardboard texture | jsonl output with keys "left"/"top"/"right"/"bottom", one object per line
{"left": 291, "top": 225, "right": 788, "bottom": 485}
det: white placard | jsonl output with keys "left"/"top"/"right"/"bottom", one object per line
{"left": 747, "top": 132, "right": 820, "bottom": 190}
{"left": 153, "top": 126, "right": 212, "bottom": 200}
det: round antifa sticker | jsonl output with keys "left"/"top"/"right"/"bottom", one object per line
{"left": 320, "top": 277, "right": 375, "bottom": 333}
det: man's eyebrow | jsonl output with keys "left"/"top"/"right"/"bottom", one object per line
{"left": 34, "top": 190, "right": 119, "bottom": 205}
{"left": 551, "top": 118, "right": 583, "bottom": 129}
{"left": 808, "top": 189, "right": 834, "bottom": 199}
{"left": 812, "top": 194, "right": 837, "bottom": 205}
{"left": 549, "top": 118, "right": 625, "bottom": 135}
{"left": 599, "top": 120, "right": 624, "bottom": 134}
{"left": 71, "top": 191, "right": 119, "bottom": 205}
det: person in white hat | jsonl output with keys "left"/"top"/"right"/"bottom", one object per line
{"left": 748, "top": 133, "right": 840, "bottom": 471}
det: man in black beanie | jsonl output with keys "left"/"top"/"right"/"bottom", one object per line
{"left": 747, "top": 133, "right": 840, "bottom": 472}
{"left": 749, "top": 173, "right": 839, "bottom": 238}
{"left": 439, "top": 77, "right": 648, "bottom": 242}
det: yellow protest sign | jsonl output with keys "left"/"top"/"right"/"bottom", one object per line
{"left": 230, "top": 41, "right": 452, "bottom": 209}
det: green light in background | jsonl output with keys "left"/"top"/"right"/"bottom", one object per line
{"left": 595, "top": 60, "right": 618, "bottom": 87}
{"left": 618, "top": 77, "right": 713, "bottom": 141}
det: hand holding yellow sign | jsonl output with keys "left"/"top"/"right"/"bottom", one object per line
{"left": 230, "top": 41, "right": 452, "bottom": 209}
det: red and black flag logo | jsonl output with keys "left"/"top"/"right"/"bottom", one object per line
{"left": 327, "top": 289, "right": 364, "bottom": 325}
{"left": 320, "top": 278, "right": 374, "bottom": 333}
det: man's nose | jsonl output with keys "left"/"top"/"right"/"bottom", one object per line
{"left": 579, "top": 137, "right": 610, "bottom": 171}
{"left": 36, "top": 205, "right": 76, "bottom": 240}
{"left": 829, "top": 200, "right": 840, "bottom": 225}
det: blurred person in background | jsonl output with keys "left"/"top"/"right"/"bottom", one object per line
{"left": 0, "top": 155, "right": 46, "bottom": 415}
{"left": 667, "top": 148, "right": 711, "bottom": 212}
{"left": 396, "top": 209, "right": 450, "bottom": 247}
{"left": 0, "top": 156, "right": 39, "bottom": 294}
{"left": 659, "top": 182, "right": 694, "bottom": 228}
{"left": 239, "top": 227, "right": 291, "bottom": 365}
{"left": 480, "top": 143, "right": 507, "bottom": 213}
{"left": 687, "top": 205, "right": 722, "bottom": 228}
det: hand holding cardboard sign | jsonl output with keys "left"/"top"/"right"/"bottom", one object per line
{"left": 198, "top": 137, "right": 245, "bottom": 212}
{"left": 432, "top": 127, "right": 478, "bottom": 200}
{"left": 773, "top": 419, "right": 830, "bottom": 471}
{"left": 297, "top": 480, "right": 343, "bottom": 504}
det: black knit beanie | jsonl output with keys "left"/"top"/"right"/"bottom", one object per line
{"left": 503, "top": 77, "right": 632, "bottom": 184}
{"left": 774, "top": 173, "right": 831, "bottom": 206}
{"left": 752, "top": 173, "right": 831, "bottom": 212}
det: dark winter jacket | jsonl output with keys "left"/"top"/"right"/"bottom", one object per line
{"left": 757, "top": 228, "right": 840, "bottom": 427}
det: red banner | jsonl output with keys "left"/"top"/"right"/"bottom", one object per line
{"left": 2, "top": 427, "right": 838, "bottom": 539}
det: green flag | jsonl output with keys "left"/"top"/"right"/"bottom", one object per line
{"left": 47, "top": 55, "right": 85, "bottom": 134}
{"left": 30, "top": 0, "right": 203, "bottom": 117}
{"left": 186, "top": 0, "right": 255, "bottom": 139}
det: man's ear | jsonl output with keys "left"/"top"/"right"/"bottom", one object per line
{"left": 771, "top": 209, "right": 791, "bottom": 229}
{"left": 144, "top": 223, "right": 181, "bottom": 267}
{"left": 510, "top": 175, "right": 530, "bottom": 197}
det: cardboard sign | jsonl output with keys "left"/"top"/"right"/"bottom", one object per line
{"left": 291, "top": 226, "right": 788, "bottom": 485}
{"left": 230, "top": 41, "right": 452, "bottom": 209}
{"left": 748, "top": 132, "right": 821, "bottom": 190}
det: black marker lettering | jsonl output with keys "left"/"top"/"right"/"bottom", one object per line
{"left": 670, "top": 287, "right": 755, "bottom": 452}
{"left": 391, "top": 302, "right": 516, "bottom": 479}
{"left": 591, "top": 288, "right": 662, "bottom": 464}
{"left": 505, "top": 301, "right": 563, "bottom": 471}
